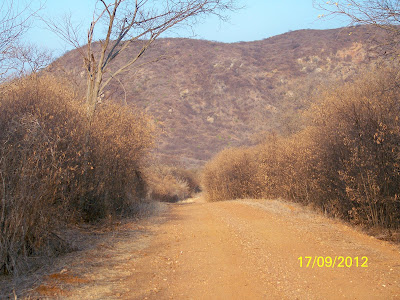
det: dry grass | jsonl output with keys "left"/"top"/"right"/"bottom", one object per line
{"left": 0, "top": 200, "right": 167, "bottom": 298}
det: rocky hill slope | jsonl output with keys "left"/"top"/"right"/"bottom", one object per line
{"left": 49, "top": 25, "right": 391, "bottom": 167}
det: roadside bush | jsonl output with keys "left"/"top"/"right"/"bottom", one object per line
{"left": 307, "top": 67, "right": 400, "bottom": 227}
{"left": 0, "top": 75, "right": 83, "bottom": 274}
{"left": 170, "top": 167, "right": 201, "bottom": 195}
{"left": 146, "top": 165, "right": 200, "bottom": 202}
{"left": 82, "top": 101, "right": 154, "bottom": 220}
{"left": 0, "top": 74, "right": 154, "bottom": 274}
{"left": 202, "top": 147, "right": 263, "bottom": 202}
{"left": 202, "top": 66, "right": 400, "bottom": 229}
{"left": 255, "top": 130, "right": 319, "bottom": 205}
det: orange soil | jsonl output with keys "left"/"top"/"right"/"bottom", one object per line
{"left": 32, "top": 198, "right": 400, "bottom": 299}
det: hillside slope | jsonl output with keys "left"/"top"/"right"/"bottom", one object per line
{"left": 49, "top": 25, "right": 390, "bottom": 167}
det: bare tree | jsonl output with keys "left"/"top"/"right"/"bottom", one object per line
{"left": 315, "top": 0, "right": 400, "bottom": 34}
{"left": 46, "top": 0, "right": 238, "bottom": 206}
{"left": 48, "top": 0, "right": 238, "bottom": 121}
{"left": 0, "top": 0, "right": 44, "bottom": 81}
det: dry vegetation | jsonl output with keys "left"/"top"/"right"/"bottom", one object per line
{"left": 0, "top": 74, "right": 154, "bottom": 275}
{"left": 51, "top": 26, "right": 392, "bottom": 167}
{"left": 1, "top": 23, "right": 397, "bottom": 282}
{"left": 201, "top": 147, "right": 263, "bottom": 202}
{"left": 202, "top": 66, "right": 400, "bottom": 231}
{"left": 145, "top": 164, "right": 200, "bottom": 202}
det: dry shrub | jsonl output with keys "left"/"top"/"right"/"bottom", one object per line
{"left": 82, "top": 101, "right": 154, "bottom": 220}
{"left": 145, "top": 165, "right": 200, "bottom": 202}
{"left": 169, "top": 167, "right": 201, "bottom": 195}
{"left": 306, "top": 67, "right": 400, "bottom": 227}
{"left": 255, "top": 130, "right": 317, "bottom": 203}
{"left": 0, "top": 74, "right": 154, "bottom": 274}
{"left": 202, "top": 147, "right": 263, "bottom": 202}
{"left": 202, "top": 66, "right": 400, "bottom": 229}
{"left": 0, "top": 75, "right": 84, "bottom": 274}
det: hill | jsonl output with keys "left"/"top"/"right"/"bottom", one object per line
{"left": 48, "top": 25, "right": 391, "bottom": 167}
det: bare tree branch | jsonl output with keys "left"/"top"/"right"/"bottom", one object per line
{"left": 45, "top": 0, "right": 239, "bottom": 181}
{"left": 0, "top": 0, "right": 45, "bottom": 81}
{"left": 314, "top": 0, "right": 400, "bottom": 58}
{"left": 315, "top": 0, "right": 400, "bottom": 32}
{"left": 46, "top": 0, "right": 238, "bottom": 117}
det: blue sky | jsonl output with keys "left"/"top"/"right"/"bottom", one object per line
{"left": 27, "top": 0, "right": 347, "bottom": 56}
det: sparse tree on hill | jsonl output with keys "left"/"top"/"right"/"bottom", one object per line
{"left": 48, "top": 0, "right": 238, "bottom": 121}
{"left": 315, "top": 0, "right": 400, "bottom": 35}
{"left": 46, "top": 0, "right": 238, "bottom": 206}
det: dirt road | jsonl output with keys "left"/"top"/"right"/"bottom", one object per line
{"left": 31, "top": 198, "right": 400, "bottom": 299}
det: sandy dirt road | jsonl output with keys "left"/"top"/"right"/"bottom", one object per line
{"left": 31, "top": 198, "right": 400, "bottom": 299}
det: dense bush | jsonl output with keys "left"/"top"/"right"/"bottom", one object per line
{"left": 306, "top": 67, "right": 400, "bottom": 227}
{"left": 202, "top": 147, "right": 263, "bottom": 202}
{"left": 202, "top": 67, "right": 400, "bottom": 229}
{"left": 0, "top": 75, "right": 154, "bottom": 274}
{"left": 146, "top": 164, "right": 200, "bottom": 202}
{"left": 82, "top": 101, "right": 154, "bottom": 220}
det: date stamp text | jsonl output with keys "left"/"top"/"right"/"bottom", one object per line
{"left": 298, "top": 256, "right": 368, "bottom": 268}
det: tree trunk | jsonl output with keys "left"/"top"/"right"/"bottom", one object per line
{"left": 81, "top": 65, "right": 103, "bottom": 211}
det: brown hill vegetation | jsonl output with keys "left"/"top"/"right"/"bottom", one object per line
{"left": 48, "top": 25, "right": 391, "bottom": 167}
